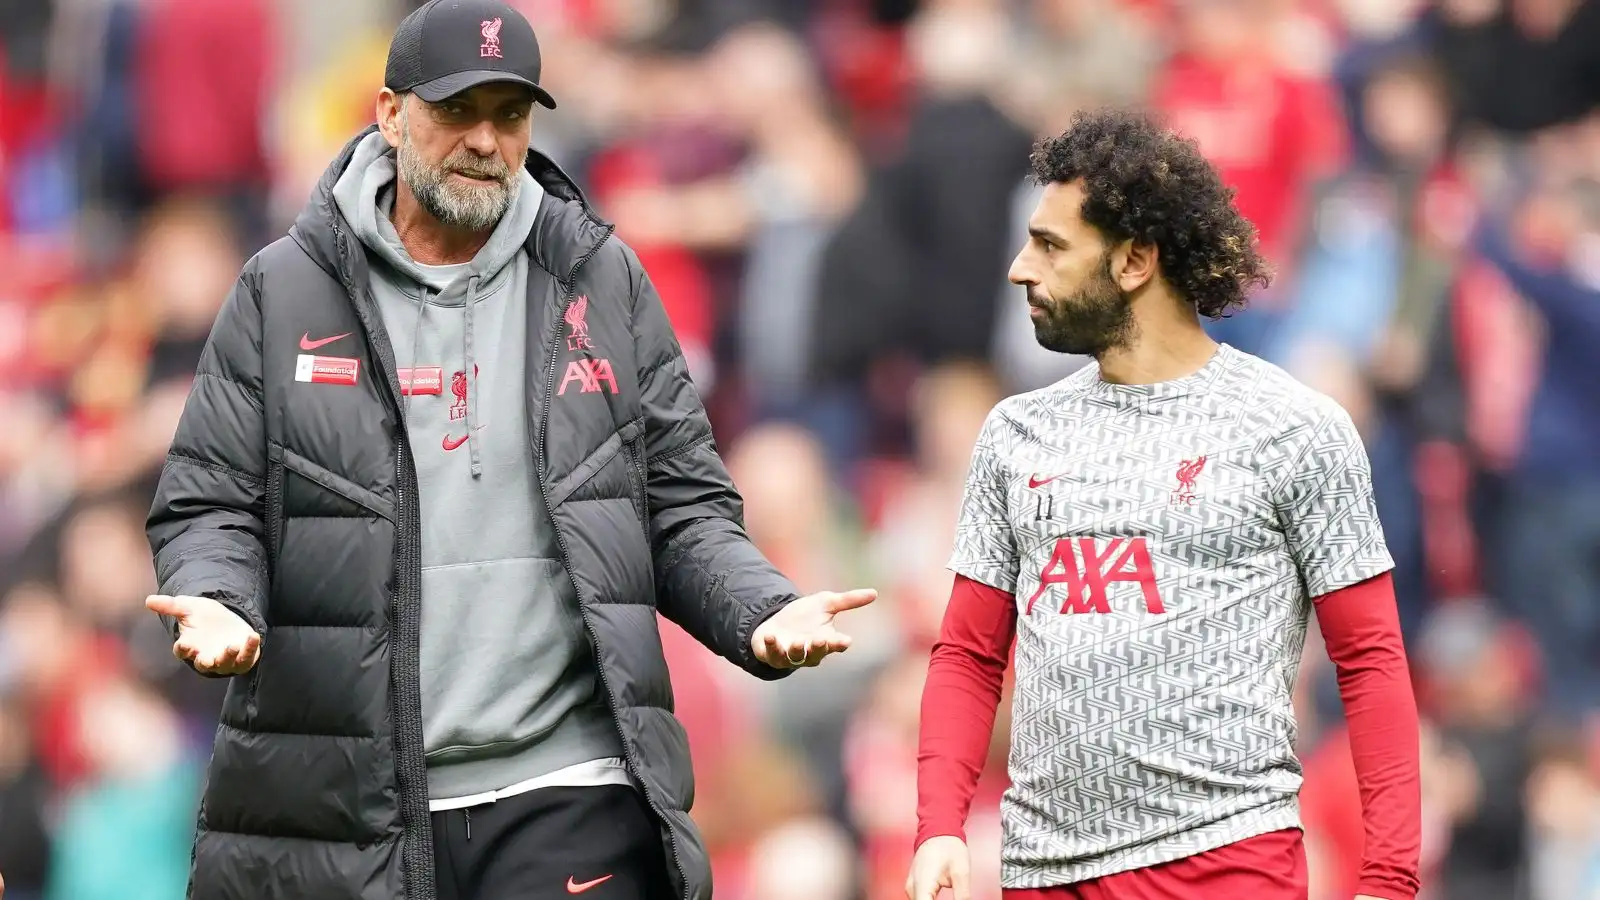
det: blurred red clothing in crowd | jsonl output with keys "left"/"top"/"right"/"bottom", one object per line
{"left": 505, "top": 0, "right": 602, "bottom": 36}
{"left": 585, "top": 144, "right": 715, "bottom": 358}
{"left": 29, "top": 633, "right": 128, "bottom": 791}
{"left": 657, "top": 618, "right": 745, "bottom": 792}
{"left": 1448, "top": 260, "right": 1542, "bottom": 472}
{"left": 809, "top": 0, "right": 914, "bottom": 150}
{"left": 1300, "top": 726, "right": 1366, "bottom": 899}
{"left": 845, "top": 667, "right": 1008, "bottom": 899}
{"left": 1154, "top": 54, "right": 1345, "bottom": 270}
{"left": 133, "top": 0, "right": 275, "bottom": 195}
{"left": 0, "top": 46, "right": 65, "bottom": 237}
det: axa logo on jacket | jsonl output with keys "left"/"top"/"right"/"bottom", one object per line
{"left": 558, "top": 295, "right": 618, "bottom": 396}
{"left": 558, "top": 359, "right": 619, "bottom": 395}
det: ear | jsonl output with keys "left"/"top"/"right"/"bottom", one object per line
{"left": 376, "top": 89, "right": 405, "bottom": 149}
{"left": 1112, "top": 238, "right": 1158, "bottom": 293}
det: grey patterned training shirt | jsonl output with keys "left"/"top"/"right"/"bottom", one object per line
{"left": 947, "top": 343, "right": 1394, "bottom": 888}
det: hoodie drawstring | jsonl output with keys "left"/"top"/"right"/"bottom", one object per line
{"left": 463, "top": 276, "right": 483, "bottom": 478}
{"left": 404, "top": 291, "right": 429, "bottom": 424}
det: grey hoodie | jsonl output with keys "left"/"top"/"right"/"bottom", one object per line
{"left": 333, "top": 131, "right": 621, "bottom": 801}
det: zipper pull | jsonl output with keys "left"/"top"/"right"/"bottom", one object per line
{"left": 464, "top": 808, "right": 471, "bottom": 841}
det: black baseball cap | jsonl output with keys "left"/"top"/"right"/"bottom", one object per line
{"left": 385, "top": 0, "right": 557, "bottom": 109}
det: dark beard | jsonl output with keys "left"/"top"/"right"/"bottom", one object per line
{"left": 1029, "top": 256, "right": 1135, "bottom": 357}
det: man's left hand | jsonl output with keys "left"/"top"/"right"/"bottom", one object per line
{"left": 751, "top": 588, "right": 877, "bottom": 669}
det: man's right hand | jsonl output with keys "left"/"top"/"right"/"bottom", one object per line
{"left": 145, "top": 594, "right": 261, "bottom": 675}
{"left": 905, "top": 835, "right": 972, "bottom": 900}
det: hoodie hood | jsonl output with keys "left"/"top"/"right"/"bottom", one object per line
{"left": 330, "top": 130, "right": 542, "bottom": 303}
{"left": 329, "top": 128, "right": 550, "bottom": 476}
{"left": 285, "top": 125, "right": 615, "bottom": 475}
{"left": 289, "top": 125, "right": 610, "bottom": 298}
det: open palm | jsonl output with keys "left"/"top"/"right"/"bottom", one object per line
{"left": 146, "top": 594, "right": 261, "bottom": 675}
{"left": 751, "top": 588, "right": 877, "bottom": 669}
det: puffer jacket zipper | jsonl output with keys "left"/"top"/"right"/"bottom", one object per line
{"left": 535, "top": 222, "right": 691, "bottom": 900}
{"left": 632, "top": 444, "right": 650, "bottom": 543}
{"left": 258, "top": 448, "right": 283, "bottom": 717}
{"left": 331, "top": 214, "right": 436, "bottom": 900}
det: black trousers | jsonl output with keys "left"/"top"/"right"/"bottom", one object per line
{"left": 432, "top": 785, "right": 676, "bottom": 900}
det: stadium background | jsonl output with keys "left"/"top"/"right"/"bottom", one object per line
{"left": 1, "top": 0, "right": 1598, "bottom": 897}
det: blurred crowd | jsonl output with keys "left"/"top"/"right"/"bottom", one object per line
{"left": 1, "top": 0, "right": 1599, "bottom": 898}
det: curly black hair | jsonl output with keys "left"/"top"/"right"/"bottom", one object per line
{"left": 1029, "top": 108, "right": 1271, "bottom": 319}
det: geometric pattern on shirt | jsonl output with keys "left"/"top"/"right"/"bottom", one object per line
{"left": 947, "top": 344, "right": 1394, "bottom": 887}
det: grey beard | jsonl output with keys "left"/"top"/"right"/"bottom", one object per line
{"left": 397, "top": 141, "right": 521, "bottom": 231}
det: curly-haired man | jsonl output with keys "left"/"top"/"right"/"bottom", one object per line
{"left": 906, "top": 108, "right": 1422, "bottom": 900}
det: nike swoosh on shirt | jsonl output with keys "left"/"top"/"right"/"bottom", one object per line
{"left": 567, "top": 874, "right": 614, "bottom": 893}
{"left": 442, "top": 425, "right": 487, "bottom": 452}
{"left": 1027, "top": 474, "right": 1059, "bottom": 489}
{"left": 300, "top": 332, "right": 351, "bottom": 351}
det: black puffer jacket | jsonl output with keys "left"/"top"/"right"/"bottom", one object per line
{"left": 146, "top": 126, "right": 797, "bottom": 900}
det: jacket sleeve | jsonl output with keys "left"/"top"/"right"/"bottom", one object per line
{"left": 146, "top": 267, "right": 271, "bottom": 643}
{"left": 626, "top": 248, "right": 798, "bottom": 680}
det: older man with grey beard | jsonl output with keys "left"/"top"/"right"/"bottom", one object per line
{"left": 141, "top": 2, "right": 877, "bottom": 899}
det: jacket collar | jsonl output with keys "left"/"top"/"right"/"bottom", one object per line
{"left": 289, "top": 124, "right": 612, "bottom": 290}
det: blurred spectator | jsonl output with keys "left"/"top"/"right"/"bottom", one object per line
{"left": 1281, "top": 51, "right": 1468, "bottom": 375}
{"left": 127, "top": 198, "right": 242, "bottom": 388}
{"left": 740, "top": 816, "right": 859, "bottom": 900}
{"left": 582, "top": 46, "right": 730, "bottom": 393}
{"left": 724, "top": 422, "right": 893, "bottom": 811}
{"left": 1429, "top": 0, "right": 1600, "bottom": 134}
{"left": 989, "top": 0, "right": 1159, "bottom": 392}
{"left": 808, "top": 1, "right": 1034, "bottom": 464}
{"left": 870, "top": 361, "right": 1003, "bottom": 646}
{"left": 1280, "top": 49, "right": 1478, "bottom": 631}
{"left": 1007, "top": 0, "right": 1161, "bottom": 134}
{"left": 1471, "top": 171, "right": 1600, "bottom": 721}
{"left": 0, "top": 392, "right": 65, "bottom": 556}
{"left": 1525, "top": 728, "right": 1600, "bottom": 899}
{"left": 694, "top": 734, "right": 826, "bottom": 897}
{"left": 718, "top": 23, "right": 864, "bottom": 415}
{"left": 43, "top": 674, "right": 198, "bottom": 900}
{"left": 130, "top": 0, "right": 277, "bottom": 245}
{"left": 1418, "top": 600, "right": 1539, "bottom": 900}
{"left": 0, "top": 579, "right": 127, "bottom": 793}
{"left": 1155, "top": 0, "right": 1347, "bottom": 357}
{"left": 844, "top": 645, "right": 1008, "bottom": 899}
{"left": 55, "top": 494, "right": 227, "bottom": 734}
{"left": 0, "top": 699, "right": 51, "bottom": 900}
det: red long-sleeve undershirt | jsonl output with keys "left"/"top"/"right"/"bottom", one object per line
{"left": 915, "top": 572, "right": 1421, "bottom": 899}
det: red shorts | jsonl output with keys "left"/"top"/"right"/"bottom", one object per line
{"left": 1003, "top": 828, "right": 1308, "bottom": 900}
